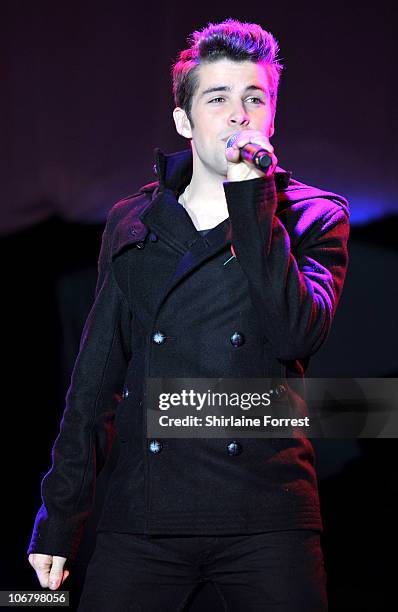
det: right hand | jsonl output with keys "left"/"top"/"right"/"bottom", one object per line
{"left": 225, "top": 129, "right": 277, "bottom": 182}
{"left": 28, "top": 554, "right": 69, "bottom": 590}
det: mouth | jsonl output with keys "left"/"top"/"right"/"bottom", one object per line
{"left": 221, "top": 134, "right": 239, "bottom": 145}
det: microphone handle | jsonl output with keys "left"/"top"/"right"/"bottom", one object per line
{"left": 225, "top": 134, "right": 272, "bottom": 171}
{"left": 239, "top": 143, "right": 272, "bottom": 170}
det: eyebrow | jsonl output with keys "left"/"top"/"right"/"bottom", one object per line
{"left": 199, "top": 84, "right": 268, "bottom": 98}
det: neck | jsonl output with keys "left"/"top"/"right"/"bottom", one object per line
{"left": 179, "top": 152, "right": 229, "bottom": 231}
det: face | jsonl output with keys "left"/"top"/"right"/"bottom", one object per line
{"left": 173, "top": 59, "right": 276, "bottom": 177}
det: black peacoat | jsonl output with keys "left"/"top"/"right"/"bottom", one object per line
{"left": 27, "top": 147, "right": 350, "bottom": 562}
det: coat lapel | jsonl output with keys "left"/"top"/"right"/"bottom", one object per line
{"left": 140, "top": 185, "right": 233, "bottom": 306}
{"left": 139, "top": 187, "right": 199, "bottom": 255}
{"left": 153, "top": 215, "right": 233, "bottom": 318}
{"left": 167, "top": 216, "right": 232, "bottom": 288}
{"left": 110, "top": 147, "right": 292, "bottom": 286}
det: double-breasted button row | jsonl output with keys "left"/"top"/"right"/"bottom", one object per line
{"left": 149, "top": 440, "right": 163, "bottom": 453}
{"left": 152, "top": 331, "right": 167, "bottom": 345}
{"left": 230, "top": 331, "right": 245, "bottom": 347}
{"left": 122, "top": 384, "right": 129, "bottom": 399}
{"left": 269, "top": 384, "right": 287, "bottom": 400}
{"left": 152, "top": 330, "right": 245, "bottom": 347}
{"left": 148, "top": 439, "right": 242, "bottom": 456}
{"left": 227, "top": 440, "right": 242, "bottom": 455}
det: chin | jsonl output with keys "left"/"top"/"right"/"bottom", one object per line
{"left": 213, "top": 151, "right": 228, "bottom": 177}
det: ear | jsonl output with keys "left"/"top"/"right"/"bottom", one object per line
{"left": 173, "top": 107, "right": 193, "bottom": 139}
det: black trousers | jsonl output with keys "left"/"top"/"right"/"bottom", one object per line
{"left": 77, "top": 530, "right": 328, "bottom": 612}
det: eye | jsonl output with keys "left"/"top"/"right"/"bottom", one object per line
{"left": 246, "top": 97, "right": 263, "bottom": 104}
{"left": 208, "top": 97, "right": 225, "bottom": 103}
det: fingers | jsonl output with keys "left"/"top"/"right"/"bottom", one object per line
{"left": 28, "top": 553, "right": 68, "bottom": 590}
{"left": 225, "top": 132, "right": 278, "bottom": 181}
{"left": 225, "top": 145, "right": 240, "bottom": 163}
{"left": 234, "top": 131, "right": 274, "bottom": 154}
{"left": 49, "top": 556, "right": 68, "bottom": 590}
{"left": 62, "top": 569, "right": 70, "bottom": 584}
{"left": 28, "top": 553, "right": 52, "bottom": 588}
{"left": 225, "top": 129, "right": 275, "bottom": 172}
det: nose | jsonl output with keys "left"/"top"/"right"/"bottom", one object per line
{"left": 228, "top": 101, "right": 250, "bottom": 127}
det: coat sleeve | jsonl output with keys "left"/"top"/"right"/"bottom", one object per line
{"left": 27, "top": 206, "right": 131, "bottom": 561}
{"left": 223, "top": 175, "right": 350, "bottom": 361}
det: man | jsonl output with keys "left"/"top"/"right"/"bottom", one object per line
{"left": 28, "top": 18, "right": 349, "bottom": 611}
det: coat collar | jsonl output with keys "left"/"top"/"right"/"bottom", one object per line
{"left": 111, "top": 147, "right": 292, "bottom": 259}
{"left": 151, "top": 147, "right": 292, "bottom": 194}
{"left": 139, "top": 148, "right": 291, "bottom": 253}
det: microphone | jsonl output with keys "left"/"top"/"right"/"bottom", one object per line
{"left": 226, "top": 133, "right": 272, "bottom": 171}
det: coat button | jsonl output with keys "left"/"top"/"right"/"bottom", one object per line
{"left": 270, "top": 384, "right": 287, "bottom": 400}
{"left": 227, "top": 441, "right": 242, "bottom": 456}
{"left": 149, "top": 439, "right": 163, "bottom": 453}
{"left": 136, "top": 241, "right": 145, "bottom": 249}
{"left": 230, "top": 332, "right": 245, "bottom": 347}
{"left": 122, "top": 384, "right": 129, "bottom": 399}
{"left": 152, "top": 331, "right": 166, "bottom": 345}
{"left": 149, "top": 232, "right": 158, "bottom": 242}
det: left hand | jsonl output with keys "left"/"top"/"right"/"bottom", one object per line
{"left": 225, "top": 129, "right": 278, "bottom": 182}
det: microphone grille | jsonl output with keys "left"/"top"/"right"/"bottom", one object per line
{"left": 226, "top": 133, "right": 239, "bottom": 149}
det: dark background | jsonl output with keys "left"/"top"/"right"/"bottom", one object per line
{"left": 1, "top": 1, "right": 397, "bottom": 610}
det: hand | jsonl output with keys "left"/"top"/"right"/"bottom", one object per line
{"left": 225, "top": 129, "right": 278, "bottom": 182}
{"left": 28, "top": 553, "right": 69, "bottom": 590}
